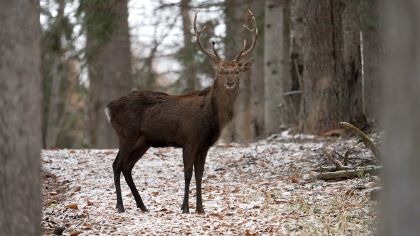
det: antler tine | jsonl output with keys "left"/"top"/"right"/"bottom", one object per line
{"left": 211, "top": 41, "right": 222, "bottom": 60}
{"left": 193, "top": 13, "right": 221, "bottom": 62}
{"left": 236, "top": 9, "right": 258, "bottom": 61}
{"left": 234, "top": 39, "right": 247, "bottom": 61}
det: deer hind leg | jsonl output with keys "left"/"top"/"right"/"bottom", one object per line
{"left": 122, "top": 140, "right": 150, "bottom": 212}
{"left": 181, "top": 146, "right": 197, "bottom": 213}
{"left": 113, "top": 150, "right": 125, "bottom": 213}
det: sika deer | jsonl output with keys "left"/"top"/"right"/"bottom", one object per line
{"left": 106, "top": 10, "right": 258, "bottom": 213}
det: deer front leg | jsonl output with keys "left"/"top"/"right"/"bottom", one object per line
{"left": 181, "top": 169, "right": 193, "bottom": 213}
{"left": 194, "top": 150, "right": 207, "bottom": 213}
{"left": 181, "top": 146, "right": 195, "bottom": 213}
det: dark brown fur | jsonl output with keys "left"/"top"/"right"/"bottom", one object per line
{"left": 108, "top": 84, "right": 234, "bottom": 148}
{"left": 108, "top": 10, "right": 257, "bottom": 214}
{"left": 107, "top": 75, "right": 239, "bottom": 213}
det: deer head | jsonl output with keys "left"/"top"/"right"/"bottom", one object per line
{"left": 194, "top": 9, "right": 258, "bottom": 92}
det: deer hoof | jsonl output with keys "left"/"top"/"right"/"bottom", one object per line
{"left": 117, "top": 205, "right": 125, "bottom": 213}
{"left": 181, "top": 204, "right": 190, "bottom": 213}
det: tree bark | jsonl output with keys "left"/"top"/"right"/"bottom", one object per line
{"left": 264, "top": 0, "right": 288, "bottom": 135}
{"left": 299, "top": 0, "right": 347, "bottom": 134}
{"left": 86, "top": 0, "right": 132, "bottom": 148}
{"left": 381, "top": 1, "right": 420, "bottom": 234}
{"left": 342, "top": 0, "right": 363, "bottom": 121}
{"left": 250, "top": 0, "right": 265, "bottom": 138}
{"left": 43, "top": 0, "right": 66, "bottom": 148}
{"left": 0, "top": 0, "right": 42, "bottom": 234}
{"left": 222, "top": 0, "right": 246, "bottom": 142}
{"left": 180, "top": 0, "right": 197, "bottom": 92}
{"left": 289, "top": 0, "right": 305, "bottom": 128}
{"left": 237, "top": 6, "right": 258, "bottom": 142}
{"left": 360, "top": 0, "right": 382, "bottom": 120}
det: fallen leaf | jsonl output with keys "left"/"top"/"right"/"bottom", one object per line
{"left": 291, "top": 176, "right": 300, "bottom": 183}
{"left": 67, "top": 203, "right": 78, "bottom": 210}
{"left": 70, "top": 231, "right": 82, "bottom": 236}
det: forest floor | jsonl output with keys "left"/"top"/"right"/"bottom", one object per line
{"left": 41, "top": 131, "right": 379, "bottom": 235}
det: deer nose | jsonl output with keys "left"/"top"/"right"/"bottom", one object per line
{"left": 227, "top": 80, "right": 235, "bottom": 86}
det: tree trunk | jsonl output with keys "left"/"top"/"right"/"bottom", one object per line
{"left": 0, "top": 0, "right": 42, "bottom": 234}
{"left": 237, "top": 7, "right": 258, "bottom": 142}
{"left": 43, "top": 0, "right": 66, "bottom": 148}
{"left": 222, "top": 0, "right": 245, "bottom": 142}
{"left": 342, "top": 0, "right": 363, "bottom": 122}
{"left": 289, "top": 0, "right": 305, "bottom": 128}
{"left": 264, "top": 0, "right": 288, "bottom": 135}
{"left": 250, "top": 0, "right": 265, "bottom": 138}
{"left": 381, "top": 1, "right": 420, "bottom": 234}
{"left": 85, "top": 0, "right": 132, "bottom": 148}
{"left": 280, "top": 0, "right": 297, "bottom": 127}
{"left": 180, "top": 0, "right": 197, "bottom": 92}
{"left": 299, "top": 0, "right": 347, "bottom": 134}
{"left": 360, "top": 0, "right": 382, "bottom": 120}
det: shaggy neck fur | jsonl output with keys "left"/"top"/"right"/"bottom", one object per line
{"left": 209, "top": 75, "right": 239, "bottom": 129}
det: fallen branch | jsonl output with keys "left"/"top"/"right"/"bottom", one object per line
{"left": 313, "top": 165, "right": 351, "bottom": 172}
{"left": 322, "top": 149, "right": 347, "bottom": 170}
{"left": 339, "top": 122, "right": 381, "bottom": 160}
{"left": 334, "top": 150, "right": 350, "bottom": 166}
{"left": 317, "top": 165, "right": 382, "bottom": 181}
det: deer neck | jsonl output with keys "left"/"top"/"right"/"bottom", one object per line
{"left": 210, "top": 81, "right": 239, "bottom": 128}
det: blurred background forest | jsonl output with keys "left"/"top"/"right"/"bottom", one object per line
{"left": 40, "top": 0, "right": 382, "bottom": 148}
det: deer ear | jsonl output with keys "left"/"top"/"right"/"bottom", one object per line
{"left": 239, "top": 59, "right": 253, "bottom": 71}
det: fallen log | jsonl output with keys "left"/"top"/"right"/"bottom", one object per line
{"left": 317, "top": 165, "right": 382, "bottom": 181}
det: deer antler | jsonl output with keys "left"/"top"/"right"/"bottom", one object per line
{"left": 194, "top": 13, "right": 221, "bottom": 62}
{"left": 211, "top": 41, "right": 222, "bottom": 60}
{"left": 234, "top": 39, "right": 247, "bottom": 61}
{"left": 235, "top": 9, "right": 258, "bottom": 61}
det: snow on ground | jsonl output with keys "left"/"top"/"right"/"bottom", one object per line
{"left": 42, "top": 132, "right": 378, "bottom": 235}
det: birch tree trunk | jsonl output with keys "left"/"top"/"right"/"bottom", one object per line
{"left": 264, "top": 0, "right": 287, "bottom": 134}
{"left": 0, "top": 0, "right": 42, "bottom": 234}
{"left": 381, "top": 1, "right": 420, "bottom": 234}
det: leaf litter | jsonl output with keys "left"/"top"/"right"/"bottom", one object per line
{"left": 42, "top": 131, "right": 378, "bottom": 235}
